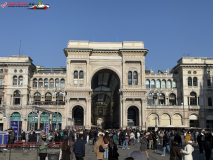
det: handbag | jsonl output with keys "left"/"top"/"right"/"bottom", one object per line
{"left": 39, "top": 145, "right": 46, "bottom": 151}
{"left": 99, "top": 145, "right": 105, "bottom": 152}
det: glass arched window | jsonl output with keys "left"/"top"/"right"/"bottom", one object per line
{"left": 13, "top": 90, "right": 21, "bottom": 105}
{"left": 158, "top": 93, "right": 165, "bottom": 105}
{"left": 74, "top": 71, "right": 78, "bottom": 79}
{"left": 208, "top": 98, "right": 212, "bottom": 106}
{"left": 79, "top": 71, "right": 84, "bottom": 79}
{"left": 190, "top": 92, "right": 197, "bottom": 105}
{"left": 188, "top": 77, "right": 192, "bottom": 86}
{"left": 34, "top": 92, "right": 41, "bottom": 105}
{"left": 18, "top": 76, "right": 23, "bottom": 86}
{"left": 128, "top": 71, "right": 132, "bottom": 85}
{"left": 169, "top": 93, "right": 176, "bottom": 105}
{"left": 44, "top": 78, "right": 48, "bottom": 88}
{"left": 146, "top": 80, "right": 150, "bottom": 88}
{"left": 61, "top": 79, "right": 65, "bottom": 88}
{"left": 147, "top": 93, "right": 154, "bottom": 105}
{"left": 167, "top": 80, "right": 171, "bottom": 89}
{"left": 173, "top": 80, "right": 177, "bottom": 88}
{"left": 38, "top": 78, "right": 43, "bottom": 88}
{"left": 193, "top": 77, "right": 197, "bottom": 86}
{"left": 55, "top": 78, "right": 59, "bottom": 88}
{"left": 133, "top": 71, "right": 138, "bottom": 85}
{"left": 156, "top": 79, "right": 161, "bottom": 88}
{"left": 13, "top": 76, "right": 17, "bottom": 85}
{"left": 45, "top": 92, "right": 52, "bottom": 103}
{"left": 151, "top": 79, "right": 155, "bottom": 88}
{"left": 49, "top": 78, "right": 54, "bottom": 88}
{"left": 33, "top": 78, "right": 37, "bottom": 88}
{"left": 162, "top": 80, "right": 166, "bottom": 88}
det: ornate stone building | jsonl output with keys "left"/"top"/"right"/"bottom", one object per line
{"left": 0, "top": 41, "right": 213, "bottom": 131}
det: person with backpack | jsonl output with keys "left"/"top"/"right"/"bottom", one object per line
{"left": 108, "top": 137, "right": 119, "bottom": 160}
{"left": 94, "top": 132, "right": 107, "bottom": 160}
{"left": 122, "top": 130, "right": 130, "bottom": 150}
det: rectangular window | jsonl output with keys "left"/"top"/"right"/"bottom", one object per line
{"left": 14, "top": 98, "right": 20, "bottom": 105}
{"left": 0, "top": 78, "right": 3, "bottom": 85}
{"left": 61, "top": 83, "right": 65, "bottom": 88}
{"left": 0, "top": 97, "right": 2, "bottom": 105}
{"left": 207, "top": 79, "right": 211, "bottom": 86}
{"left": 207, "top": 71, "right": 210, "bottom": 75}
{"left": 0, "top": 69, "right": 3, "bottom": 73}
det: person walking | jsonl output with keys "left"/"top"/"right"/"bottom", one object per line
{"left": 137, "top": 131, "right": 140, "bottom": 143}
{"left": 89, "top": 129, "right": 94, "bottom": 145}
{"left": 7, "top": 128, "right": 15, "bottom": 147}
{"left": 130, "top": 131, "right": 135, "bottom": 146}
{"left": 54, "top": 131, "right": 61, "bottom": 147}
{"left": 108, "top": 137, "right": 119, "bottom": 160}
{"left": 174, "top": 133, "right": 182, "bottom": 147}
{"left": 161, "top": 132, "right": 170, "bottom": 156}
{"left": 122, "top": 130, "right": 130, "bottom": 150}
{"left": 73, "top": 134, "right": 85, "bottom": 160}
{"left": 203, "top": 133, "right": 212, "bottom": 160}
{"left": 180, "top": 140, "right": 194, "bottom": 160}
{"left": 140, "top": 135, "right": 149, "bottom": 160}
{"left": 197, "top": 132, "right": 204, "bottom": 155}
{"left": 148, "top": 131, "right": 153, "bottom": 150}
{"left": 38, "top": 134, "right": 49, "bottom": 160}
{"left": 94, "top": 132, "right": 107, "bottom": 160}
{"left": 170, "top": 141, "right": 182, "bottom": 160}
{"left": 103, "top": 132, "right": 110, "bottom": 159}
{"left": 59, "top": 138, "right": 72, "bottom": 160}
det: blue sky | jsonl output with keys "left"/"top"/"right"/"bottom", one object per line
{"left": 0, "top": 0, "right": 213, "bottom": 72}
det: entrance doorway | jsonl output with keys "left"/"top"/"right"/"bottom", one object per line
{"left": 127, "top": 106, "right": 139, "bottom": 126}
{"left": 91, "top": 69, "right": 120, "bottom": 129}
{"left": 72, "top": 106, "right": 84, "bottom": 126}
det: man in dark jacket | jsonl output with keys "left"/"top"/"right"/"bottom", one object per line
{"left": 28, "top": 130, "right": 37, "bottom": 150}
{"left": 83, "top": 129, "right": 87, "bottom": 144}
{"left": 73, "top": 134, "right": 85, "bottom": 160}
{"left": 93, "top": 130, "right": 97, "bottom": 145}
{"left": 203, "top": 133, "right": 212, "bottom": 160}
{"left": 149, "top": 131, "right": 153, "bottom": 150}
{"left": 7, "top": 128, "right": 15, "bottom": 147}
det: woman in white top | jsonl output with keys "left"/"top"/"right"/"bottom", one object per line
{"left": 180, "top": 140, "right": 194, "bottom": 160}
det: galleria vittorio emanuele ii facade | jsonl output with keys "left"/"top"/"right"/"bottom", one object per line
{"left": 0, "top": 40, "right": 213, "bottom": 131}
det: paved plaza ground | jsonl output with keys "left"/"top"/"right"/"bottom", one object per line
{"left": 0, "top": 142, "right": 207, "bottom": 160}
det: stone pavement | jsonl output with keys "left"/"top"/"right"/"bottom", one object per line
{"left": 0, "top": 142, "right": 207, "bottom": 160}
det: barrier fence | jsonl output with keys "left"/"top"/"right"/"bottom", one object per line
{"left": 0, "top": 142, "right": 74, "bottom": 160}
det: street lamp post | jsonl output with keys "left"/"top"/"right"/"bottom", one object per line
{"left": 150, "top": 92, "right": 161, "bottom": 131}
{"left": 53, "top": 90, "right": 64, "bottom": 130}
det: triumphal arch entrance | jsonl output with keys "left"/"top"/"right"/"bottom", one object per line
{"left": 64, "top": 41, "right": 148, "bottom": 129}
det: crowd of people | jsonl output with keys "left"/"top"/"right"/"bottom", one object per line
{"left": 5, "top": 127, "right": 213, "bottom": 160}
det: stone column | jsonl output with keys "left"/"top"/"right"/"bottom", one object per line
{"left": 122, "top": 99, "right": 126, "bottom": 129}
{"left": 119, "top": 98, "right": 123, "bottom": 129}
{"left": 142, "top": 99, "right": 146, "bottom": 130}
{"left": 122, "top": 60, "right": 125, "bottom": 87}
{"left": 37, "top": 114, "right": 40, "bottom": 130}
{"left": 86, "top": 60, "right": 89, "bottom": 85}
{"left": 86, "top": 97, "right": 91, "bottom": 129}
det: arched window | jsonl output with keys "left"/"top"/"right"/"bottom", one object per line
{"left": 13, "top": 90, "right": 21, "bottom": 105}
{"left": 151, "top": 79, "right": 155, "bottom": 88}
{"left": 45, "top": 92, "right": 52, "bottom": 104}
{"left": 208, "top": 98, "right": 212, "bottom": 106}
{"left": 74, "top": 71, "right": 78, "bottom": 79}
{"left": 98, "top": 107, "right": 103, "bottom": 116}
{"left": 34, "top": 92, "right": 41, "bottom": 105}
{"left": 169, "top": 93, "right": 176, "bottom": 105}
{"left": 147, "top": 93, "right": 154, "bottom": 105}
{"left": 38, "top": 78, "right": 43, "bottom": 88}
{"left": 55, "top": 79, "right": 59, "bottom": 88}
{"left": 133, "top": 71, "right": 138, "bottom": 85}
{"left": 79, "top": 71, "right": 84, "bottom": 79}
{"left": 13, "top": 76, "right": 17, "bottom": 85}
{"left": 18, "top": 76, "right": 23, "bottom": 86}
{"left": 162, "top": 80, "right": 166, "bottom": 88}
{"left": 156, "top": 79, "right": 161, "bottom": 88}
{"left": 146, "top": 80, "right": 150, "bottom": 88}
{"left": 49, "top": 78, "right": 54, "bottom": 88}
{"left": 158, "top": 93, "right": 165, "bottom": 105}
{"left": 188, "top": 77, "right": 192, "bottom": 86}
{"left": 190, "top": 92, "right": 197, "bottom": 105}
{"left": 44, "top": 78, "right": 48, "bottom": 88}
{"left": 173, "top": 80, "right": 177, "bottom": 88}
{"left": 193, "top": 77, "right": 197, "bottom": 86}
{"left": 60, "top": 79, "right": 65, "bottom": 88}
{"left": 128, "top": 71, "right": 132, "bottom": 85}
{"left": 33, "top": 78, "right": 37, "bottom": 88}
{"left": 167, "top": 80, "right": 171, "bottom": 88}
